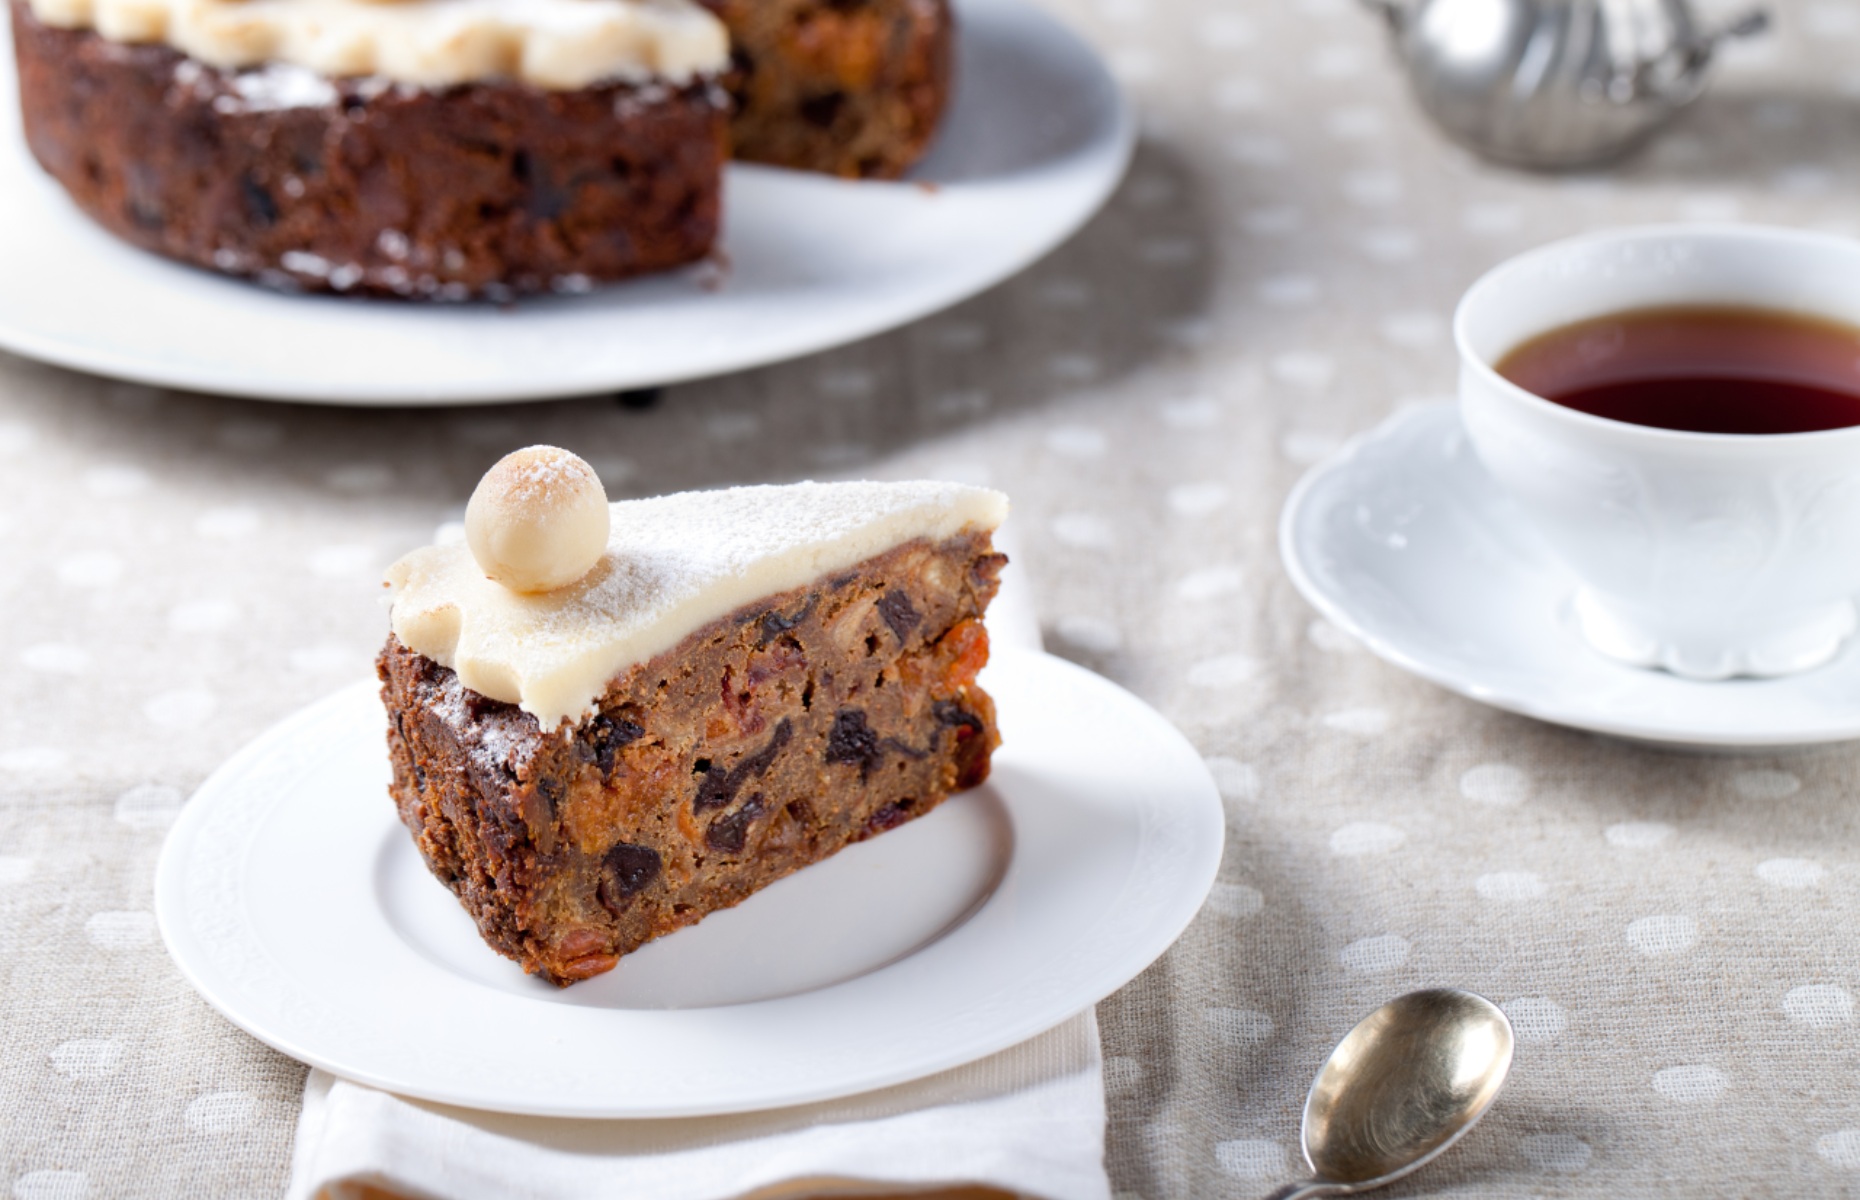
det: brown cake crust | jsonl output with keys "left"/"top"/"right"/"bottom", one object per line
{"left": 379, "top": 532, "right": 1005, "bottom": 986}
{"left": 699, "top": 0, "right": 953, "bottom": 179}
{"left": 8, "top": 1, "right": 726, "bottom": 300}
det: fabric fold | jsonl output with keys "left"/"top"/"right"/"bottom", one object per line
{"left": 287, "top": 1010, "right": 1108, "bottom": 1200}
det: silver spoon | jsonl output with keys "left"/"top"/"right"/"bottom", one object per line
{"left": 1267, "top": 989, "right": 1514, "bottom": 1199}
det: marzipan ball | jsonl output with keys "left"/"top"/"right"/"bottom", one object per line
{"left": 465, "top": 446, "right": 611, "bottom": 593}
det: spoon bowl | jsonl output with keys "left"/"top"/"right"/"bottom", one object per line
{"left": 1273, "top": 989, "right": 1514, "bottom": 1198}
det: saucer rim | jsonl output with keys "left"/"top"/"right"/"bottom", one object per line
{"left": 1278, "top": 404, "right": 1860, "bottom": 750}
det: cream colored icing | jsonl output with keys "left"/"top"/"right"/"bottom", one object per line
{"left": 25, "top": 0, "right": 730, "bottom": 90}
{"left": 386, "top": 481, "right": 1009, "bottom": 732}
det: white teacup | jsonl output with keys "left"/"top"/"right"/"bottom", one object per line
{"left": 1456, "top": 224, "right": 1860, "bottom": 680}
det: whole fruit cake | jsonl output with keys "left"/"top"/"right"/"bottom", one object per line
{"left": 378, "top": 447, "right": 1007, "bottom": 985}
{"left": 9, "top": 0, "right": 956, "bottom": 297}
{"left": 699, "top": 0, "right": 953, "bottom": 179}
{"left": 10, "top": 0, "right": 733, "bottom": 299}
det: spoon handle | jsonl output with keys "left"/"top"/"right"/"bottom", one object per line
{"left": 1263, "top": 1182, "right": 1348, "bottom": 1200}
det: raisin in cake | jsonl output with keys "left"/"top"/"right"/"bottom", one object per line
{"left": 378, "top": 448, "right": 1007, "bottom": 985}
{"left": 698, "top": 0, "right": 953, "bottom": 179}
{"left": 10, "top": 0, "right": 730, "bottom": 299}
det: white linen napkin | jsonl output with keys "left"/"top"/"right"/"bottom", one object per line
{"left": 286, "top": 522, "right": 1113, "bottom": 1200}
{"left": 286, "top": 1010, "right": 1107, "bottom": 1200}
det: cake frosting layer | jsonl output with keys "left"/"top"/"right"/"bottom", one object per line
{"left": 24, "top": 0, "right": 730, "bottom": 89}
{"left": 385, "top": 481, "right": 1008, "bottom": 731}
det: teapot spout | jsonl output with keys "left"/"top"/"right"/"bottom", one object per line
{"left": 1357, "top": 0, "right": 1414, "bottom": 35}
{"left": 1632, "top": 6, "right": 1768, "bottom": 106}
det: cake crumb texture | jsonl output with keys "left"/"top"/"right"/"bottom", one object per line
{"left": 700, "top": 0, "right": 953, "bottom": 179}
{"left": 379, "top": 530, "right": 1006, "bottom": 985}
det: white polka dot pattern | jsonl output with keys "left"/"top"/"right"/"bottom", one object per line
{"left": 816, "top": 368, "right": 875, "bottom": 400}
{"left": 11, "top": 1, "right": 1860, "bottom": 1191}
{"left": 1050, "top": 513, "right": 1115, "bottom": 550}
{"left": 1203, "top": 1008, "right": 1274, "bottom": 1046}
{"left": 1784, "top": 985, "right": 1854, "bottom": 1028}
{"left": 1340, "top": 934, "right": 1410, "bottom": 973}
{"left": 1045, "top": 426, "right": 1107, "bottom": 458}
{"left": 1047, "top": 352, "right": 1100, "bottom": 382}
{"left": 1475, "top": 871, "right": 1547, "bottom": 901}
{"left": 1756, "top": 859, "right": 1824, "bottom": 888}
{"left": 1280, "top": 432, "right": 1343, "bottom": 465}
{"left": 11, "top": 1171, "right": 90, "bottom": 1200}
{"left": 56, "top": 553, "right": 123, "bottom": 588}
{"left": 114, "top": 784, "right": 183, "bottom": 830}
{"left": 50, "top": 1040, "right": 122, "bottom": 1081}
{"left": 1627, "top": 916, "right": 1698, "bottom": 957}
{"left": 1463, "top": 202, "right": 1523, "bottom": 234}
{"left": 1523, "top": 1133, "right": 1592, "bottom": 1173}
{"left": 1176, "top": 566, "right": 1244, "bottom": 601}
{"left": 1378, "top": 311, "right": 1443, "bottom": 347}
{"left": 1159, "top": 397, "right": 1220, "bottom": 430}
{"left": 1305, "top": 620, "right": 1357, "bottom": 653}
{"left": 1653, "top": 1065, "right": 1728, "bottom": 1103}
{"left": 1606, "top": 822, "right": 1674, "bottom": 849}
{"left": 169, "top": 600, "right": 240, "bottom": 633}
{"left": 82, "top": 465, "right": 148, "bottom": 499}
{"left": 21, "top": 645, "right": 92, "bottom": 674}
{"left": 1047, "top": 610, "right": 1117, "bottom": 652}
{"left": 1328, "top": 822, "right": 1404, "bottom": 856}
{"left": 288, "top": 644, "right": 363, "bottom": 675}
{"left": 1187, "top": 655, "right": 1258, "bottom": 689}
{"left": 307, "top": 544, "right": 377, "bottom": 578}
{"left": 1360, "top": 230, "right": 1419, "bottom": 262}
{"left": 193, "top": 507, "right": 262, "bottom": 540}
{"left": 144, "top": 690, "right": 218, "bottom": 729}
{"left": 0, "top": 749, "right": 66, "bottom": 773}
{"left": 1270, "top": 352, "right": 1335, "bottom": 390}
{"left": 184, "top": 1092, "right": 258, "bottom": 1133}
{"left": 1202, "top": 757, "right": 1260, "bottom": 801}
{"left": 1818, "top": 1131, "right": 1860, "bottom": 1168}
{"left": 1501, "top": 997, "right": 1566, "bottom": 1042}
{"left": 1732, "top": 770, "right": 1801, "bottom": 800}
{"left": 1205, "top": 883, "right": 1264, "bottom": 919}
{"left": 1257, "top": 274, "right": 1320, "bottom": 308}
{"left": 1321, "top": 708, "right": 1388, "bottom": 735}
{"left": 1460, "top": 764, "right": 1529, "bottom": 807}
{"left": 1166, "top": 482, "right": 1230, "bottom": 517}
{"left": 84, "top": 912, "right": 155, "bottom": 950}
{"left": 1214, "top": 1139, "right": 1286, "bottom": 1180}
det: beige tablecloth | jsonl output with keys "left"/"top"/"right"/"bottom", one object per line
{"left": 6, "top": 0, "right": 1860, "bottom": 1194}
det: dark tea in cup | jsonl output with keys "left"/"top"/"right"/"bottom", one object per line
{"left": 1457, "top": 226, "right": 1860, "bottom": 679}
{"left": 1495, "top": 306, "right": 1860, "bottom": 435}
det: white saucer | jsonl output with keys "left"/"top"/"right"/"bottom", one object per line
{"left": 154, "top": 647, "right": 1224, "bottom": 1117}
{"left": 0, "top": 0, "right": 1131, "bottom": 405}
{"left": 1280, "top": 405, "right": 1860, "bottom": 748}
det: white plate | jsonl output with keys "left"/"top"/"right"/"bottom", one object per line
{"left": 1281, "top": 405, "right": 1860, "bottom": 748}
{"left": 0, "top": 0, "right": 1130, "bottom": 405}
{"left": 155, "top": 647, "right": 1223, "bottom": 1117}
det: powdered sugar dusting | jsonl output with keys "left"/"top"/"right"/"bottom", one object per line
{"left": 387, "top": 481, "right": 1008, "bottom": 731}
{"left": 505, "top": 454, "right": 585, "bottom": 496}
{"left": 227, "top": 62, "right": 338, "bottom": 112}
{"left": 431, "top": 672, "right": 540, "bottom": 774}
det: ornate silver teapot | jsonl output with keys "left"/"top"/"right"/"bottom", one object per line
{"left": 1365, "top": 0, "right": 1767, "bottom": 169}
